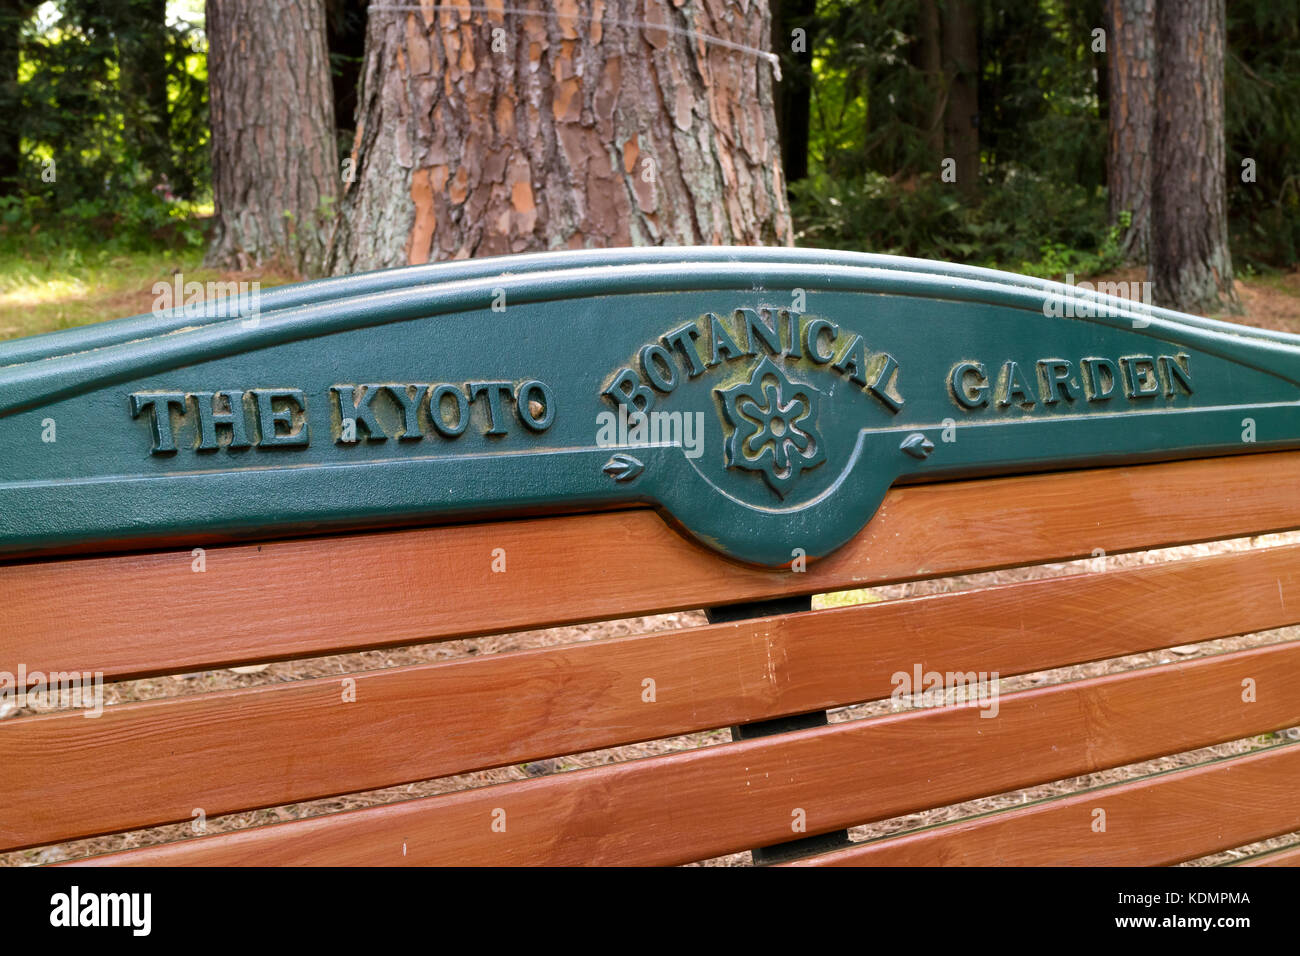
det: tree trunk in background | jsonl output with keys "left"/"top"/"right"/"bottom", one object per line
{"left": 1106, "top": 0, "right": 1153, "bottom": 264}
{"left": 115, "top": 0, "right": 171, "bottom": 187}
{"left": 1150, "top": 0, "right": 1238, "bottom": 314}
{"left": 332, "top": 0, "right": 793, "bottom": 273}
{"left": 941, "top": 0, "right": 979, "bottom": 194}
{"left": 206, "top": 0, "right": 339, "bottom": 275}
{"left": 914, "top": 0, "right": 943, "bottom": 163}
{"left": 773, "top": 0, "right": 815, "bottom": 185}
{"left": 0, "top": 1, "right": 37, "bottom": 196}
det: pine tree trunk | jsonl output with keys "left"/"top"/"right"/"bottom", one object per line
{"left": 1150, "top": 0, "right": 1238, "bottom": 314}
{"left": 331, "top": 0, "right": 793, "bottom": 273}
{"left": 1106, "top": 0, "right": 1153, "bottom": 264}
{"left": 913, "top": 0, "right": 943, "bottom": 163}
{"left": 205, "top": 0, "right": 339, "bottom": 276}
{"left": 941, "top": 0, "right": 979, "bottom": 194}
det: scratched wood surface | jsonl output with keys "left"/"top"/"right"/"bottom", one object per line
{"left": 6, "top": 450, "right": 1300, "bottom": 682}
{"left": 783, "top": 744, "right": 1300, "bottom": 867}
{"left": 6, "top": 537, "right": 1300, "bottom": 852}
{"left": 66, "top": 642, "right": 1300, "bottom": 866}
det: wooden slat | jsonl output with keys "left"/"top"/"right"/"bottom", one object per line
{"left": 10, "top": 540, "right": 1300, "bottom": 851}
{"left": 1235, "top": 843, "right": 1300, "bottom": 866}
{"left": 6, "top": 450, "right": 1300, "bottom": 681}
{"left": 784, "top": 744, "right": 1300, "bottom": 866}
{"left": 70, "top": 641, "right": 1300, "bottom": 866}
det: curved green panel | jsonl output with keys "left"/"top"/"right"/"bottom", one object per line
{"left": 1, "top": 248, "right": 1298, "bottom": 566}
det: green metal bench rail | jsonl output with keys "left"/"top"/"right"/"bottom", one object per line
{"left": 1, "top": 248, "right": 1296, "bottom": 566}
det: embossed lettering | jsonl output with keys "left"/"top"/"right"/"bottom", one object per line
{"left": 639, "top": 344, "right": 679, "bottom": 392}
{"left": 1160, "top": 353, "right": 1193, "bottom": 396}
{"left": 661, "top": 322, "right": 706, "bottom": 378}
{"left": 997, "top": 361, "right": 1036, "bottom": 408}
{"left": 129, "top": 392, "right": 188, "bottom": 454}
{"left": 469, "top": 381, "right": 515, "bottom": 436}
{"left": 605, "top": 312, "right": 908, "bottom": 424}
{"left": 949, "top": 362, "right": 990, "bottom": 409}
{"left": 1037, "top": 359, "right": 1079, "bottom": 405}
{"left": 429, "top": 383, "right": 469, "bottom": 436}
{"left": 706, "top": 311, "right": 748, "bottom": 367}
{"left": 602, "top": 367, "right": 655, "bottom": 414}
{"left": 387, "top": 384, "right": 429, "bottom": 440}
{"left": 832, "top": 334, "right": 870, "bottom": 387}
{"left": 783, "top": 310, "right": 803, "bottom": 360}
{"left": 1081, "top": 357, "right": 1120, "bottom": 401}
{"left": 804, "top": 318, "right": 838, "bottom": 364}
{"left": 252, "top": 389, "right": 309, "bottom": 447}
{"left": 958, "top": 353, "right": 1191, "bottom": 411}
{"left": 193, "top": 390, "right": 252, "bottom": 451}
{"left": 1121, "top": 355, "right": 1160, "bottom": 398}
{"left": 516, "top": 380, "right": 555, "bottom": 432}
{"left": 744, "top": 308, "right": 783, "bottom": 356}
{"left": 867, "top": 352, "right": 904, "bottom": 412}
{"left": 130, "top": 377, "right": 553, "bottom": 454}
{"left": 332, "top": 384, "right": 387, "bottom": 441}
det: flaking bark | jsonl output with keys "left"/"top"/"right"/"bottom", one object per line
{"left": 1150, "top": 0, "right": 1238, "bottom": 314}
{"left": 332, "top": 0, "right": 793, "bottom": 273}
{"left": 1106, "top": 0, "right": 1154, "bottom": 264}
{"left": 206, "top": 0, "right": 339, "bottom": 276}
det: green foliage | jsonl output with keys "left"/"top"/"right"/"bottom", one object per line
{"left": 979, "top": 0, "right": 1106, "bottom": 190}
{"left": 804, "top": 0, "right": 935, "bottom": 180}
{"left": 790, "top": 166, "right": 1125, "bottom": 278}
{"left": 791, "top": 0, "right": 1116, "bottom": 275}
{"left": 3, "top": 1, "right": 209, "bottom": 239}
{"left": 1225, "top": 0, "right": 1300, "bottom": 269}
{"left": 801, "top": 1, "right": 1106, "bottom": 189}
{"left": 0, "top": 190, "right": 207, "bottom": 256}
{"left": 790, "top": 0, "right": 1300, "bottom": 275}
{"left": 162, "top": 23, "right": 210, "bottom": 199}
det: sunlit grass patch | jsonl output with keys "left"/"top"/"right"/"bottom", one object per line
{"left": 0, "top": 246, "right": 295, "bottom": 341}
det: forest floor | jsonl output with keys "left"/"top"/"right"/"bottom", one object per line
{"left": 3, "top": 252, "right": 1300, "bottom": 867}
{"left": 1087, "top": 264, "right": 1300, "bottom": 334}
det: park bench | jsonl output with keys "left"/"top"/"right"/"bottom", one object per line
{"left": 2, "top": 246, "right": 1300, "bottom": 866}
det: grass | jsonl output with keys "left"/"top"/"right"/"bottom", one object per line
{"left": 0, "top": 243, "right": 296, "bottom": 342}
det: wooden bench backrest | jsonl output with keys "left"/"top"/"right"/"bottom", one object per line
{"left": 2, "top": 248, "right": 1299, "bottom": 866}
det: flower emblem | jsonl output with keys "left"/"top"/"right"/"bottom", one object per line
{"left": 715, "top": 356, "right": 827, "bottom": 497}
